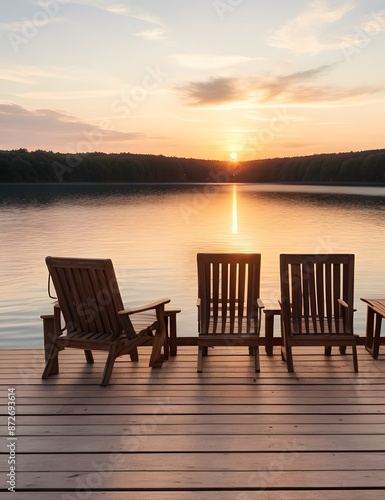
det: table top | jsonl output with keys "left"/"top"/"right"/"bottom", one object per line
{"left": 361, "top": 298, "right": 385, "bottom": 316}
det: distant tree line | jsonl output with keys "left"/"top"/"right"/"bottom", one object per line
{"left": 238, "top": 149, "right": 385, "bottom": 184}
{"left": 0, "top": 148, "right": 385, "bottom": 184}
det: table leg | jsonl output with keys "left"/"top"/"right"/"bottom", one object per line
{"left": 169, "top": 313, "right": 177, "bottom": 357}
{"left": 365, "top": 306, "right": 375, "bottom": 356}
{"left": 372, "top": 313, "right": 383, "bottom": 360}
{"left": 164, "top": 311, "right": 179, "bottom": 357}
{"left": 264, "top": 311, "right": 274, "bottom": 356}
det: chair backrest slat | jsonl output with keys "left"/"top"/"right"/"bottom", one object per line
{"left": 212, "top": 262, "right": 219, "bottom": 334}
{"left": 307, "top": 262, "right": 318, "bottom": 334}
{"left": 291, "top": 263, "right": 302, "bottom": 333}
{"left": 77, "top": 267, "right": 104, "bottom": 333}
{"left": 221, "top": 261, "right": 229, "bottom": 333}
{"left": 315, "top": 263, "right": 325, "bottom": 333}
{"left": 237, "top": 262, "right": 246, "bottom": 333}
{"left": 53, "top": 267, "right": 83, "bottom": 334}
{"left": 229, "top": 261, "right": 237, "bottom": 334}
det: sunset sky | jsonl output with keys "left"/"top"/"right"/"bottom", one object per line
{"left": 1, "top": 0, "right": 384, "bottom": 161}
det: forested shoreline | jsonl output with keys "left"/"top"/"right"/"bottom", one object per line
{"left": 1, "top": 148, "right": 385, "bottom": 184}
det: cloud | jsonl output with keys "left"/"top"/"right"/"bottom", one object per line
{"left": 178, "top": 77, "right": 244, "bottom": 106}
{"left": 133, "top": 28, "right": 167, "bottom": 40}
{"left": 171, "top": 53, "right": 259, "bottom": 70}
{"left": 14, "top": 89, "right": 126, "bottom": 100}
{"left": 246, "top": 112, "right": 311, "bottom": 123}
{"left": 340, "top": 9, "right": 385, "bottom": 49}
{"left": 0, "top": 64, "right": 123, "bottom": 86}
{"left": 178, "top": 64, "right": 383, "bottom": 108}
{"left": 1, "top": 16, "right": 64, "bottom": 32}
{"left": 0, "top": 104, "right": 142, "bottom": 150}
{"left": 252, "top": 64, "right": 337, "bottom": 101}
{"left": 0, "top": 65, "right": 83, "bottom": 85}
{"left": 360, "top": 11, "right": 385, "bottom": 34}
{"left": 249, "top": 64, "right": 383, "bottom": 105}
{"left": 268, "top": 0, "right": 355, "bottom": 54}
{"left": 67, "top": 0, "right": 163, "bottom": 26}
{"left": 0, "top": 64, "right": 129, "bottom": 101}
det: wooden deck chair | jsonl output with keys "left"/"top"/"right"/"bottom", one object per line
{"left": 197, "top": 253, "right": 264, "bottom": 372}
{"left": 41, "top": 256, "right": 170, "bottom": 386}
{"left": 279, "top": 254, "right": 358, "bottom": 373}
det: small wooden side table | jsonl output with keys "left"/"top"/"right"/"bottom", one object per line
{"left": 263, "top": 302, "right": 281, "bottom": 356}
{"left": 360, "top": 298, "right": 385, "bottom": 359}
{"left": 164, "top": 309, "right": 181, "bottom": 357}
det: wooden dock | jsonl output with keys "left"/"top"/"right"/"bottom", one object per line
{"left": 1, "top": 345, "right": 385, "bottom": 498}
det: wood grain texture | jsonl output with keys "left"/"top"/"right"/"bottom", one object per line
{"left": 1, "top": 346, "right": 385, "bottom": 496}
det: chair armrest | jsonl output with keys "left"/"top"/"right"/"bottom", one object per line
{"left": 41, "top": 302, "right": 63, "bottom": 335}
{"left": 119, "top": 298, "right": 170, "bottom": 316}
{"left": 257, "top": 298, "right": 265, "bottom": 309}
{"left": 196, "top": 298, "right": 201, "bottom": 307}
{"left": 338, "top": 299, "right": 357, "bottom": 312}
{"left": 164, "top": 309, "right": 181, "bottom": 317}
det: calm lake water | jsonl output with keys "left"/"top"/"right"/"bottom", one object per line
{"left": 1, "top": 182, "right": 385, "bottom": 348}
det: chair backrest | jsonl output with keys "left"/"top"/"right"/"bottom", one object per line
{"left": 46, "top": 256, "right": 125, "bottom": 339}
{"left": 280, "top": 254, "right": 355, "bottom": 335}
{"left": 197, "top": 253, "right": 261, "bottom": 334}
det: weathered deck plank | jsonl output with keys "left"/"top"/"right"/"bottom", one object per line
{"left": 1, "top": 346, "right": 385, "bottom": 497}
{"left": 10, "top": 492, "right": 385, "bottom": 500}
{"left": 9, "top": 452, "right": 385, "bottom": 471}
{"left": 11, "top": 470, "right": 385, "bottom": 490}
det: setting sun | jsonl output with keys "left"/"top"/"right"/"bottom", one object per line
{"left": 230, "top": 152, "right": 238, "bottom": 161}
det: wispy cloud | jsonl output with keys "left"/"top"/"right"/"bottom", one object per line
{"left": 0, "top": 64, "right": 127, "bottom": 100}
{"left": 1, "top": 17, "right": 64, "bottom": 32}
{"left": 246, "top": 111, "right": 311, "bottom": 123}
{"left": 171, "top": 53, "right": 259, "bottom": 70}
{"left": 340, "top": 10, "right": 385, "bottom": 49}
{"left": 133, "top": 28, "right": 167, "bottom": 40}
{"left": 268, "top": 0, "right": 355, "bottom": 54}
{"left": 360, "top": 12, "right": 385, "bottom": 34}
{"left": 0, "top": 104, "right": 142, "bottom": 150}
{"left": 178, "top": 64, "right": 383, "bottom": 108}
{"left": 252, "top": 64, "right": 337, "bottom": 101}
{"left": 67, "top": 0, "right": 163, "bottom": 26}
{"left": 0, "top": 65, "right": 84, "bottom": 85}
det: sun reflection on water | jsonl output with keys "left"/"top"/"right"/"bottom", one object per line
{"left": 232, "top": 184, "right": 238, "bottom": 234}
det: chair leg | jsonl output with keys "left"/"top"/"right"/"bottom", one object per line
{"left": 84, "top": 350, "right": 94, "bottom": 364}
{"left": 42, "top": 344, "right": 60, "bottom": 379}
{"left": 197, "top": 346, "right": 203, "bottom": 372}
{"left": 42, "top": 314, "right": 59, "bottom": 375}
{"left": 339, "top": 346, "right": 346, "bottom": 355}
{"left": 149, "top": 326, "right": 166, "bottom": 368}
{"left": 163, "top": 334, "right": 169, "bottom": 361}
{"left": 130, "top": 347, "right": 139, "bottom": 362}
{"left": 101, "top": 348, "right": 117, "bottom": 387}
{"left": 254, "top": 346, "right": 260, "bottom": 372}
{"left": 285, "top": 345, "right": 294, "bottom": 372}
{"left": 352, "top": 344, "right": 359, "bottom": 372}
{"left": 325, "top": 346, "right": 332, "bottom": 356}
